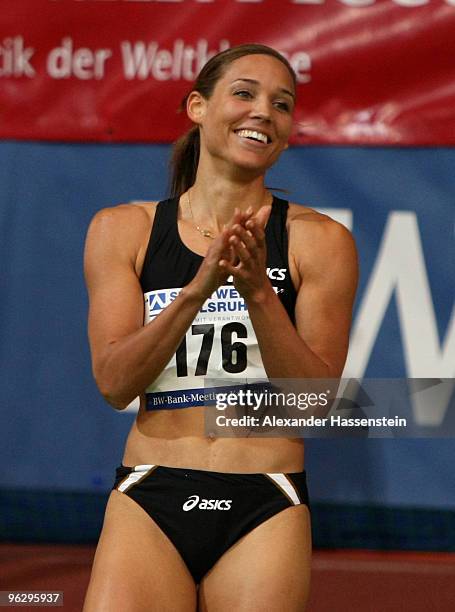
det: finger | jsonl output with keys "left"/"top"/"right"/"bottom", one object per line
{"left": 229, "top": 235, "right": 252, "bottom": 264}
{"left": 220, "top": 244, "right": 239, "bottom": 266}
{"left": 218, "top": 259, "right": 243, "bottom": 277}
{"left": 230, "top": 244, "right": 240, "bottom": 265}
{"left": 244, "top": 218, "right": 265, "bottom": 248}
{"left": 229, "top": 208, "right": 244, "bottom": 228}
{"left": 240, "top": 206, "right": 254, "bottom": 224}
{"left": 218, "top": 260, "right": 250, "bottom": 283}
{"left": 245, "top": 204, "right": 271, "bottom": 242}
{"left": 230, "top": 223, "right": 257, "bottom": 253}
{"left": 222, "top": 226, "right": 237, "bottom": 247}
{"left": 254, "top": 204, "right": 272, "bottom": 229}
{"left": 209, "top": 227, "right": 231, "bottom": 259}
{"left": 225, "top": 206, "right": 254, "bottom": 230}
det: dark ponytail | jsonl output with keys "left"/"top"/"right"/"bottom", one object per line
{"left": 169, "top": 126, "right": 200, "bottom": 198}
{"left": 169, "top": 44, "right": 297, "bottom": 199}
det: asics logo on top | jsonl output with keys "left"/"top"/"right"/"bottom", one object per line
{"left": 182, "top": 494, "right": 232, "bottom": 511}
{"left": 227, "top": 268, "right": 286, "bottom": 283}
{"left": 267, "top": 268, "right": 286, "bottom": 281}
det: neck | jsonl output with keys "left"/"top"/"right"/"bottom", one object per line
{"left": 186, "top": 165, "right": 271, "bottom": 232}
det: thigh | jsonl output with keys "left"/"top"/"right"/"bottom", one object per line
{"left": 198, "top": 505, "right": 311, "bottom": 612}
{"left": 83, "top": 490, "right": 197, "bottom": 612}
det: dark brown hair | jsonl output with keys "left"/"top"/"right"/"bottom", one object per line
{"left": 169, "top": 44, "right": 296, "bottom": 197}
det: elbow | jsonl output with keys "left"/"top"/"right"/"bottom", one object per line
{"left": 94, "top": 366, "right": 136, "bottom": 411}
{"left": 98, "top": 381, "right": 132, "bottom": 411}
{"left": 102, "top": 389, "right": 132, "bottom": 411}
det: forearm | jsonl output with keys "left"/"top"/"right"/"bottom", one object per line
{"left": 246, "top": 284, "right": 331, "bottom": 379}
{"left": 94, "top": 286, "right": 204, "bottom": 409}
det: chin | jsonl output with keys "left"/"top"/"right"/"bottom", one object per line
{"left": 231, "top": 151, "right": 277, "bottom": 173}
{"left": 239, "top": 159, "right": 277, "bottom": 178}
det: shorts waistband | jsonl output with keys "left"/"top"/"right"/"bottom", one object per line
{"left": 118, "top": 463, "right": 306, "bottom": 478}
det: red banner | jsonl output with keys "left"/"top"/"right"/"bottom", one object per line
{"left": 1, "top": 0, "right": 454, "bottom": 145}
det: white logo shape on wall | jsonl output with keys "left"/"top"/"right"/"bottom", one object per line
{"left": 182, "top": 494, "right": 232, "bottom": 511}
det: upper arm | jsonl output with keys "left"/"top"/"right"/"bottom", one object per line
{"left": 291, "top": 214, "right": 359, "bottom": 376}
{"left": 84, "top": 204, "right": 152, "bottom": 377}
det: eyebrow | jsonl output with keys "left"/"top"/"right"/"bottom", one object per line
{"left": 231, "top": 78, "right": 295, "bottom": 100}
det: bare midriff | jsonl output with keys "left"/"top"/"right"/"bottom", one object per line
{"left": 122, "top": 399, "right": 304, "bottom": 474}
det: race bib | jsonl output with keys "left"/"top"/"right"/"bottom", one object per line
{"left": 143, "top": 286, "right": 268, "bottom": 409}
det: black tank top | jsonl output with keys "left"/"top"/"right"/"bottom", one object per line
{"left": 139, "top": 195, "right": 298, "bottom": 410}
{"left": 140, "top": 195, "right": 297, "bottom": 322}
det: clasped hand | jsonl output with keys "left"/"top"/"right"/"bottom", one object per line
{"left": 194, "top": 205, "right": 272, "bottom": 301}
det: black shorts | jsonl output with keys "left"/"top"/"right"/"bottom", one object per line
{"left": 113, "top": 464, "right": 309, "bottom": 584}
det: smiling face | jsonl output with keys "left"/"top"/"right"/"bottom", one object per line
{"left": 187, "top": 54, "right": 295, "bottom": 177}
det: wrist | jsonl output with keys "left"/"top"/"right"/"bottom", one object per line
{"left": 181, "top": 279, "right": 211, "bottom": 304}
{"left": 245, "top": 281, "right": 276, "bottom": 307}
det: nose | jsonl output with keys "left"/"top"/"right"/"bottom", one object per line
{"left": 250, "top": 95, "right": 272, "bottom": 121}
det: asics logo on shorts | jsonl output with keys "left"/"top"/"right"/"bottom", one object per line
{"left": 182, "top": 495, "right": 232, "bottom": 511}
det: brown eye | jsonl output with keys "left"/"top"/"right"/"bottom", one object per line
{"left": 274, "top": 101, "right": 291, "bottom": 112}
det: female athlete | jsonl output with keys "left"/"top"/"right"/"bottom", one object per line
{"left": 83, "top": 43, "right": 358, "bottom": 611}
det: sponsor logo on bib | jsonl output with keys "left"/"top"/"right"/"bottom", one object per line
{"left": 148, "top": 292, "right": 168, "bottom": 311}
{"left": 182, "top": 494, "right": 232, "bottom": 511}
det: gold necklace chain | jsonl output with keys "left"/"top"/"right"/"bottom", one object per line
{"left": 187, "top": 189, "right": 273, "bottom": 239}
{"left": 187, "top": 189, "right": 215, "bottom": 239}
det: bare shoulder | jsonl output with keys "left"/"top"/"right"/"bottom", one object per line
{"left": 86, "top": 201, "right": 158, "bottom": 242}
{"left": 288, "top": 204, "right": 356, "bottom": 256}
{"left": 287, "top": 202, "right": 358, "bottom": 278}
{"left": 84, "top": 201, "right": 159, "bottom": 275}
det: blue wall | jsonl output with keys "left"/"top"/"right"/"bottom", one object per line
{"left": 1, "top": 141, "right": 453, "bottom": 511}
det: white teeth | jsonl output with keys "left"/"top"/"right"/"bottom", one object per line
{"left": 236, "top": 129, "right": 268, "bottom": 144}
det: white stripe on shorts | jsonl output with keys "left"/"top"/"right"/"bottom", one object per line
{"left": 117, "top": 465, "right": 156, "bottom": 493}
{"left": 266, "top": 473, "right": 301, "bottom": 505}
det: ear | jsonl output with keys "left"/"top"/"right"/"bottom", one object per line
{"left": 186, "top": 91, "right": 207, "bottom": 125}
